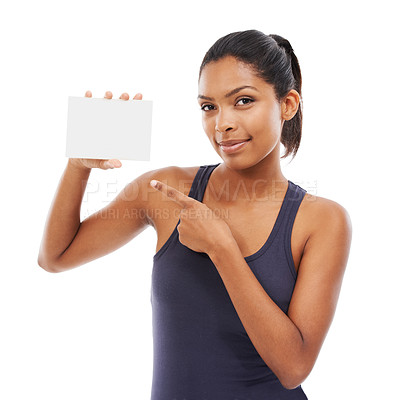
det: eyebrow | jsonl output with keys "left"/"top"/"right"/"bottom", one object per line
{"left": 197, "top": 85, "right": 259, "bottom": 101}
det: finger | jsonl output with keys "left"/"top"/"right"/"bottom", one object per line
{"left": 150, "top": 180, "right": 192, "bottom": 207}
{"left": 133, "top": 93, "right": 143, "bottom": 100}
{"left": 108, "top": 159, "right": 122, "bottom": 168}
{"left": 101, "top": 159, "right": 122, "bottom": 169}
{"left": 104, "top": 91, "right": 113, "bottom": 99}
{"left": 85, "top": 90, "right": 92, "bottom": 98}
{"left": 119, "top": 92, "right": 129, "bottom": 100}
{"left": 102, "top": 160, "right": 113, "bottom": 169}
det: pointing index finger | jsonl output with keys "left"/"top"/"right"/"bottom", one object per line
{"left": 150, "top": 180, "right": 192, "bottom": 207}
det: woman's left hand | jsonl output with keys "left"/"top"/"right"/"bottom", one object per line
{"left": 150, "top": 179, "right": 235, "bottom": 256}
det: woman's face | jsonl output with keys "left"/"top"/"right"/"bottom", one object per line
{"left": 198, "top": 56, "right": 289, "bottom": 168}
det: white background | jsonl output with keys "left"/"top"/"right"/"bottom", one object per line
{"left": 1, "top": 0, "right": 399, "bottom": 398}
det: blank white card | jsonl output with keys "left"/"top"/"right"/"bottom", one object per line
{"left": 66, "top": 96, "right": 153, "bottom": 161}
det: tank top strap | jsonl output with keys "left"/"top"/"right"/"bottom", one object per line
{"left": 188, "top": 163, "right": 220, "bottom": 201}
{"left": 279, "top": 180, "right": 307, "bottom": 279}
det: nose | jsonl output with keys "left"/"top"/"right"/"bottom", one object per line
{"left": 215, "top": 108, "right": 236, "bottom": 134}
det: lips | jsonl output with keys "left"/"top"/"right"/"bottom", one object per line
{"left": 219, "top": 139, "right": 251, "bottom": 154}
{"left": 218, "top": 139, "right": 251, "bottom": 146}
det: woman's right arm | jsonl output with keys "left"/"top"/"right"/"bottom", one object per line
{"left": 37, "top": 90, "right": 153, "bottom": 273}
{"left": 37, "top": 159, "right": 92, "bottom": 271}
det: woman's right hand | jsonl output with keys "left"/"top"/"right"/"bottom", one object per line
{"left": 68, "top": 90, "right": 143, "bottom": 170}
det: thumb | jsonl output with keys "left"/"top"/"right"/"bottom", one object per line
{"left": 103, "top": 159, "right": 122, "bottom": 169}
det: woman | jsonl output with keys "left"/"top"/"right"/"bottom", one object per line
{"left": 38, "top": 30, "right": 352, "bottom": 399}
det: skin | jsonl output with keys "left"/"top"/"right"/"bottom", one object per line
{"left": 39, "top": 57, "right": 352, "bottom": 390}
{"left": 37, "top": 89, "right": 144, "bottom": 268}
{"left": 196, "top": 55, "right": 300, "bottom": 204}
{"left": 149, "top": 56, "right": 352, "bottom": 389}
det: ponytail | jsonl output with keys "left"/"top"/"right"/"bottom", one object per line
{"left": 268, "top": 34, "right": 303, "bottom": 161}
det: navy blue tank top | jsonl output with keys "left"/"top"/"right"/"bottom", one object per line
{"left": 151, "top": 163, "right": 308, "bottom": 400}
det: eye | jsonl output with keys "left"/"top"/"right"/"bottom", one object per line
{"left": 236, "top": 97, "right": 254, "bottom": 106}
{"left": 199, "top": 97, "right": 254, "bottom": 112}
{"left": 200, "top": 104, "right": 215, "bottom": 112}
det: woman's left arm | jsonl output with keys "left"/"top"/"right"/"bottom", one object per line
{"left": 208, "top": 201, "right": 352, "bottom": 390}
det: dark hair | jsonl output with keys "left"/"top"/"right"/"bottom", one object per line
{"left": 198, "top": 29, "right": 303, "bottom": 161}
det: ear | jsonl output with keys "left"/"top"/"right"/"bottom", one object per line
{"left": 281, "top": 89, "right": 300, "bottom": 121}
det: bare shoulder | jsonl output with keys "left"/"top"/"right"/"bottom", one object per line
{"left": 300, "top": 192, "right": 352, "bottom": 242}
{"left": 133, "top": 165, "right": 201, "bottom": 226}
{"left": 136, "top": 164, "right": 200, "bottom": 196}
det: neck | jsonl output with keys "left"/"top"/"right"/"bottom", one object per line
{"left": 213, "top": 150, "right": 288, "bottom": 204}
